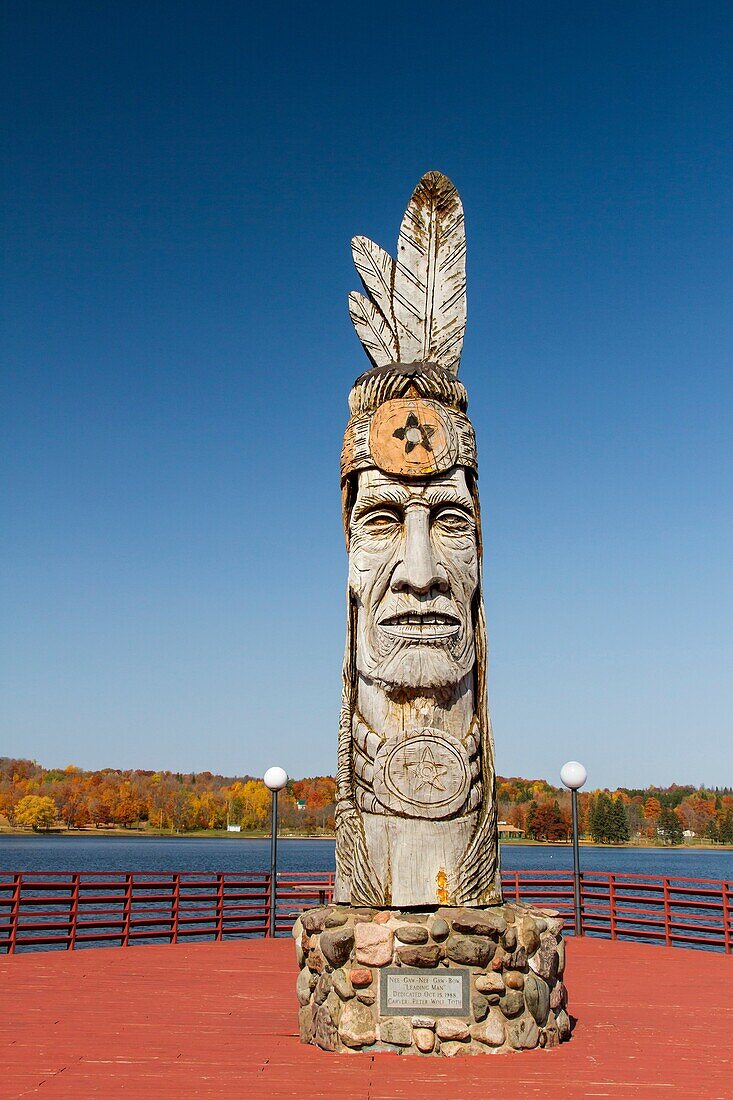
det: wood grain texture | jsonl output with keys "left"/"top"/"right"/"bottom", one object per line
{"left": 349, "top": 171, "right": 467, "bottom": 372}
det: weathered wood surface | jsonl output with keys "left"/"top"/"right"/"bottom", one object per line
{"left": 349, "top": 171, "right": 467, "bottom": 371}
{"left": 2, "top": 938, "right": 732, "bottom": 1096}
{"left": 336, "top": 173, "right": 498, "bottom": 909}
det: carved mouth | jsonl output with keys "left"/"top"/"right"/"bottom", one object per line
{"left": 379, "top": 612, "right": 460, "bottom": 640}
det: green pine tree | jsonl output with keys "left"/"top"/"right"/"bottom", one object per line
{"left": 609, "top": 797, "right": 630, "bottom": 843}
{"left": 658, "top": 805, "right": 683, "bottom": 845}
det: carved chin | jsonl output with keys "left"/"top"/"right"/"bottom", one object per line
{"left": 359, "top": 637, "right": 475, "bottom": 695}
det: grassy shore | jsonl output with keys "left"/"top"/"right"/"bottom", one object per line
{"left": 1, "top": 824, "right": 731, "bottom": 849}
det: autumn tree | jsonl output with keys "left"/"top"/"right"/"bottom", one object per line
{"left": 14, "top": 795, "right": 57, "bottom": 831}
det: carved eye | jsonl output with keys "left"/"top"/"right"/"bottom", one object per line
{"left": 432, "top": 507, "right": 473, "bottom": 534}
{"left": 363, "top": 508, "right": 402, "bottom": 532}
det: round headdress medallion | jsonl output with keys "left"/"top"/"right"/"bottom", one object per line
{"left": 368, "top": 398, "right": 459, "bottom": 478}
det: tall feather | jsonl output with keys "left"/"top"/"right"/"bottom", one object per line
{"left": 392, "top": 171, "right": 467, "bottom": 373}
{"left": 348, "top": 291, "right": 398, "bottom": 368}
{"left": 351, "top": 236, "right": 398, "bottom": 350}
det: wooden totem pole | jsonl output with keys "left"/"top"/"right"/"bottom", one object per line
{"left": 335, "top": 171, "right": 501, "bottom": 910}
{"left": 295, "top": 175, "right": 570, "bottom": 1056}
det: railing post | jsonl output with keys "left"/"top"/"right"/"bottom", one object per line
{"left": 723, "top": 881, "right": 731, "bottom": 956}
{"left": 122, "top": 873, "right": 133, "bottom": 947}
{"left": 8, "top": 873, "right": 22, "bottom": 955}
{"left": 68, "top": 872, "right": 80, "bottom": 950}
{"left": 265, "top": 872, "right": 272, "bottom": 937}
{"left": 514, "top": 870, "right": 520, "bottom": 903}
{"left": 216, "top": 872, "right": 224, "bottom": 942}
{"left": 609, "top": 873, "right": 617, "bottom": 940}
{"left": 171, "top": 873, "right": 181, "bottom": 944}
{"left": 663, "top": 877, "right": 672, "bottom": 946}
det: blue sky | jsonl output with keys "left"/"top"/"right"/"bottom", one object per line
{"left": 2, "top": 1, "right": 731, "bottom": 788}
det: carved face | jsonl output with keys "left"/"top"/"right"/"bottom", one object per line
{"left": 348, "top": 467, "right": 479, "bottom": 693}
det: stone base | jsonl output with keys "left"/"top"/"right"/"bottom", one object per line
{"left": 293, "top": 903, "right": 570, "bottom": 1055}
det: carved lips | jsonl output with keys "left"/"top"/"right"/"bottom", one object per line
{"left": 379, "top": 611, "right": 460, "bottom": 641}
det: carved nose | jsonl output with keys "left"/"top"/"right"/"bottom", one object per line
{"left": 391, "top": 507, "right": 449, "bottom": 595}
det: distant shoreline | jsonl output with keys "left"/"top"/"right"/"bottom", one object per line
{"left": 0, "top": 828, "right": 731, "bottom": 851}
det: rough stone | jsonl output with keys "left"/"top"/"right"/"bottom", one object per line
{"left": 499, "top": 990, "right": 525, "bottom": 1018}
{"left": 451, "top": 910, "right": 506, "bottom": 937}
{"left": 475, "top": 972, "right": 505, "bottom": 994}
{"left": 471, "top": 1013, "right": 506, "bottom": 1047}
{"left": 445, "top": 934, "right": 491, "bottom": 967}
{"left": 306, "top": 945, "right": 327, "bottom": 974}
{"left": 349, "top": 967, "right": 373, "bottom": 988}
{"left": 298, "top": 1005, "right": 314, "bottom": 1044}
{"left": 504, "top": 971, "right": 524, "bottom": 990}
{"left": 430, "top": 917, "right": 450, "bottom": 941}
{"left": 550, "top": 982, "right": 565, "bottom": 1010}
{"left": 524, "top": 971, "right": 550, "bottom": 1025}
{"left": 557, "top": 938, "right": 566, "bottom": 975}
{"left": 320, "top": 927, "right": 355, "bottom": 968}
{"left": 503, "top": 927, "right": 517, "bottom": 950}
{"left": 436, "top": 1018, "right": 470, "bottom": 1041}
{"left": 313, "top": 1000, "right": 339, "bottom": 1051}
{"left": 395, "top": 924, "right": 430, "bottom": 945}
{"left": 528, "top": 932, "right": 558, "bottom": 981}
{"left": 502, "top": 946, "right": 527, "bottom": 970}
{"left": 414, "top": 1027, "right": 435, "bottom": 1053}
{"left": 325, "top": 910, "right": 349, "bottom": 928}
{"left": 396, "top": 945, "right": 442, "bottom": 968}
{"left": 535, "top": 918, "right": 548, "bottom": 933}
{"left": 379, "top": 1017, "right": 412, "bottom": 1045}
{"left": 356, "top": 989, "right": 376, "bottom": 1005}
{"left": 296, "top": 966, "right": 314, "bottom": 1006}
{"left": 354, "top": 922, "right": 393, "bottom": 967}
{"left": 411, "top": 1015, "right": 436, "bottom": 1029}
{"left": 332, "top": 968, "right": 354, "bottom": 1000}
{"left": 519, "top": 917, "right": 540, "bottom": 955}
{"left": 508, "top": 1016, "right": 540, "bottom": 1050}
{"left": 472, "top": 994, "right": 489, "bottom": 1021}
{"left": 301, "top": 907, "right": 333, "bottom": 935}
{"left": 440, "top": 1041, "right": 475, "bottom": 1057}
{"left": 339, "top": 1000, "right": 376, "bottom": 1048}
{"left": 556, "top": 1008, "right": 571, "bottom": 1039}
{"left": 490, "top": 945, "right": 505, "bottom": 971}
{"left": 313, "top": 972, "right": 333, "bottom": 1005}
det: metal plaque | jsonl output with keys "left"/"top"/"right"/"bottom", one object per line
{"left": 379, "top": 967, "right": 470, "bottom": 1017}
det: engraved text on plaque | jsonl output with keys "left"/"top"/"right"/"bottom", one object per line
{"left": 379, "top": 968, "right": 470, "bottom": 1017}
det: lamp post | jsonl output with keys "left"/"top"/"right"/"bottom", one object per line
{"left": 560, "top": 760, "right": 587, "bottom": 936}
{"left": 263, "top": 766, "right": 288, "bottom": 937}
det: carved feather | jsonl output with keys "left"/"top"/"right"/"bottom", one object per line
{"left": 348, "top": 291, "right": 398, "bottom": 368}
{"left": 392, "top": 171, "right": 466, "bottom": 373}
{"left": 351, "top": 236, "right": 398, "bottom": 347}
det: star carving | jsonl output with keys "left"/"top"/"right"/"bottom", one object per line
{"left": 392, "top": 413, "right": 435, "bottom": 454}
{"left": 410, "top": 744, "right": 449, "bottom": 793}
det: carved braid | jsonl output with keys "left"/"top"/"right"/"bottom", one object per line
{"left": 454, "top": 592, "right": 503, "bottom": 905}
{"left": 334, "top": 594, "right": 383, "bottom": 906}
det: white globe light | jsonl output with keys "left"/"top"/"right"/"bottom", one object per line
{"left": 560, "top": 761, "right": 587, "bottom": 791}
{"left": 263, "top": 766, "right": 288, "bottom": 791}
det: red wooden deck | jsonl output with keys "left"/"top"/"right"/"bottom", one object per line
{"left": 1, "top": 937, "right": 731, "bottom": 1099}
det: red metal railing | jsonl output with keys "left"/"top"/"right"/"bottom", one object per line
{"left": 0, "top": 870, "right": 730, "bottom": 955}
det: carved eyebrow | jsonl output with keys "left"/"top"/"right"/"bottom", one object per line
{"left": 352, "top": 485, "right": 410, "bottom": 518}
{"left": 423, "top": 488, "right": 475, "bottom": 513}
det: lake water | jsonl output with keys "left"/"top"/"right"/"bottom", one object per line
{"left": 1, "top": 835, "right": 731, "bottom": 881}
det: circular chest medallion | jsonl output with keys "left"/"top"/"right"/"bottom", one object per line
{"left": 369, "top": 398, "right": 458, "bottom": 478}
{"left": 372, "top": 729, "right": 470, "bottom": 820}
